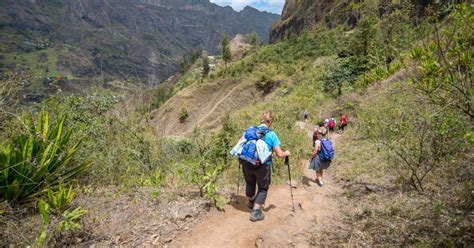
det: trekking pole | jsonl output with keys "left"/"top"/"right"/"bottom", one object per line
{"left": 285, "top": 156, "right": 295, "bottom": 211}
{"left": 237, "top": 162, "right": 241, "bottom": 195}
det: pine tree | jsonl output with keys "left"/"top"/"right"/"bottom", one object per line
{"left": 179, "top": 54, "right": 188, "bottom": 72}
{"left": 221, "top": 35, "right": 231, "bottom": 71}
{"left": 202, "top": 51, "right": 210, "bottom": 77}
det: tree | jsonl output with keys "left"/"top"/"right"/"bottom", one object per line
{"left": 348, "top": 14, "right": 379, "bottom": 62}
{"left": 202, "top": 51, "right": 210, "bottom": 77}
{"left": 246, "top": 32, "right": 261, "bottom": 46}
{"left": 190, "top": 48, "right": 202, "bottom": 63}
{"left": 323, "top": 57, "right": 366, "bottom": 96}
{"left": 179, "top": 54, "right": 188, "bottom": 72}
{"left": 221, "top": 35, "right": 231, "bottom": 70}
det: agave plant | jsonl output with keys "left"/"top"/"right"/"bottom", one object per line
{"left": 46, "top": 184, "right": 76, "bottom": 214}
{"left": 0, "top": 110, "right": 91, "bottom": 203}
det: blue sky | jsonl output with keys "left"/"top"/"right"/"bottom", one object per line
{"left": 210, "top": 0, "right": 285, "bottom": 15}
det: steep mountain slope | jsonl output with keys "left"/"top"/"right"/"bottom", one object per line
{"left": 0, "top": 0, "right": 279, "bottom": 88}
{"left": 270, "top": 0, "right": 339, "bottom": 43}
{"left": 270, "top": 0, "right": 458, "bottom": 43}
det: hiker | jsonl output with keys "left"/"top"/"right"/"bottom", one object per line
{"left": 231, "top": 111, "right": 290, "bottom": 222}
{"left": 308, "top": 127, "right": 334, "bottom": 186}
{"left": 323, "top": 118, "right": 329, "bottom": 129}
{"left": 312, "top": 122, "right": 324, "bottom": 147}
{"left": 339, "top": 113, "right": 347, "bottom": 132}
{"left": 303, "top": 109, "right": 309, "bottom": 122}
{"left": 328, "top": 118, "right": 336, "bottom": 133}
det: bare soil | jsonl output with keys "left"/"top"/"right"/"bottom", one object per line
{"left": 150, "top": 77, "right": 273, "bottom": 138}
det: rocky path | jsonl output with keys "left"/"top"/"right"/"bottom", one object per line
{"left": 170, "top": 122, "right": 345, "bottom": 247}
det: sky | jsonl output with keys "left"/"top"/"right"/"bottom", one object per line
{"left": 209, "top": 0, "right": 285, "bottom": 15}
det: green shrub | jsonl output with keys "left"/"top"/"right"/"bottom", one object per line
{"left": 408, "top": 3, "right": 473, "bottom": 120}
{"left": 147, "top": 86, "right": 170, "bottom": 112}
{"left": 179, "top": 107, "right": 189, "bottom": 123}
{"left": 0, "top": 110, "right": 91, "bottom": 203}
{"left": 36, "top": 199, "right": 87, "bottom": 246}
{"left": 46, "top": 185, "right": 76, "bottom": 214}
{"left": 56, "top": 207, "right": 88, "bottom": 233}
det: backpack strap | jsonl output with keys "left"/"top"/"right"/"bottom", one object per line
{"left": 257, "top": 126, "right": 271, "bottom": 139}
{"left": 318, "top": 138, "right": 327, "bottom": 153}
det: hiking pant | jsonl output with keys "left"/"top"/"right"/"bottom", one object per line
{"left": 339, "top": 123, "right": 347, "bottom": 131}
{"left": 242, "top": 162, "right": 271, "bottom": 205}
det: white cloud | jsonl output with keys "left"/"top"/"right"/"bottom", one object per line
{"left": 267, "top": 0, "right": 284, "bottom": 5}
{"left": 210, "top": 0, "right": 285, "bottom": 12}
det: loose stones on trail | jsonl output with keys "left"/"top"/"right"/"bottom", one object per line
{"left": 176, "top": 205, "right": 194, "bottom": 220}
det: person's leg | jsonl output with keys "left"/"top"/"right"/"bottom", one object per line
{"left": 254, "top": 165, "right": 271, "bottom": 209}
{"left": 316, "top": 168, "right": 323, "bottom": 179}
{"left": 242, "top": 164, "right": 257, "bottom": 206}
{"left": 250, "top": 164, "right": 271, "bottom": 222}
{"left": 316, "top": 168, "right": 324, "bottom": 185}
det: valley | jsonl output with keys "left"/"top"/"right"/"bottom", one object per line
{"left": 0, "top": 0, "right": 472, "bottom": 246}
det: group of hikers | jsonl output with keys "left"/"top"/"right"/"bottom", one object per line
{"left": 231, "top": 111, "right": 347, "bottom": 222}
{"left": 304, "top": 110, "right": 347, "bottom": 133}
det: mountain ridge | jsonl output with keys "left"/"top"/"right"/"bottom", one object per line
{"left": 0, "top": 0, "right": 279, "bottom": 91}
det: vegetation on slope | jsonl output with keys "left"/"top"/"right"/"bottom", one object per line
{"left": 0, "top": 1, "right": 472, "bottom": 246}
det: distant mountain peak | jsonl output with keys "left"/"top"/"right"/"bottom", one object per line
{"left": 241, "top": 6, "right": 259, "bottom": 12}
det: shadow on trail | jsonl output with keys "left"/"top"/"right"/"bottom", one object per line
{"left": 302, "top": 176, "right": 315, "bottom": 186}
{"left": 229, "top": 195, "right": 278, "bottom": 213}
{"left": 229, "top": 195, "right": 248, "bottom": 212}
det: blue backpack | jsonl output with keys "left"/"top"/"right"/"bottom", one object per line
{"left": 239, "top": 126, "right": 270, "bottom": 166}
{"left": 318, "top": 138, "right": 334, "bottom": 161}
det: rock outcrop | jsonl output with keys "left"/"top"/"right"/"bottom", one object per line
{"left": 270, "top": 0, "right": 337, "bottom": 43}
{"left": 270, "top": 0, "right": 454, "bottom": 43}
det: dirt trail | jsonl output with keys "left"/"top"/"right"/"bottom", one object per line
{"left": 195, "top": 83, "right": 242, "bottom": 126}
{"left": 171, "top": 121, "right": 345, "bottom": 247}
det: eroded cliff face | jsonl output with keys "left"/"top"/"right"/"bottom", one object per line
{"left": 270, "top": 0, "right": 456, "bottom": 43}
{"left": 270, "top": 0, "right": 338, "bottom": 43}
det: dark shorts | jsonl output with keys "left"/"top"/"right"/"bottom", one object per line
{"left": 309, "top": 157, "right": 331, "bottom": 171}
{"left": 339, "top": 123, "right": 347, "bottom": 130}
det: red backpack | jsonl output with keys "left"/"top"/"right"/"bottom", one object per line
{"left": 328, "top": 119, "right": 335, "bottom": 128}
{"left": 341, "top": 115, "right": 347, "bottom": 125}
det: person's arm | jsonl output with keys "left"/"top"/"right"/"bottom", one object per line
{"left": 309, "top": 142, "right": 320, "bottom": 161}
{"left": 273, "top": 145, "right": 290, "bottom": 158}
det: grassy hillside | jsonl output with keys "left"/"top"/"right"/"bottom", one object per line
{"left": 0, "top": 1, "right": 472, "bottom": 246}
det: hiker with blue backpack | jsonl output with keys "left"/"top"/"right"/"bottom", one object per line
{"left": 230, "top": 111, "right": 290, "bottom": 222}
{"left": 308, "top": 127, "right": 334, "bottom": 186}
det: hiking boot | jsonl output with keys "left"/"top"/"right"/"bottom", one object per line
{"left": 247, "top": 199, "right": 255, "bottom": 210}
{"left": 250, "top": 208, "right": 265, "bottom": 222}
{"left": 316, "top": 177, "right": 324, "bottom": 186}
